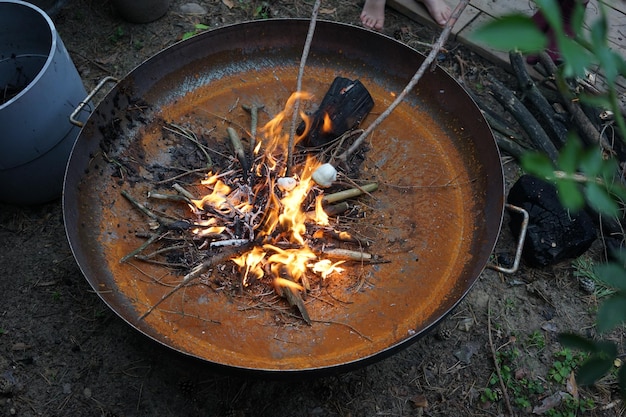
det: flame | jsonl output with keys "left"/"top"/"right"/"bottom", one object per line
{"left": 322, "top": 112, "right": 333, "bottom": 133}
{"left": 264, "top": 244, "right": 316, "bottom": 284}
{"left": 258, "top": 91, "right": 314, "bottom": 171}
{"left": 310, "top": 259, "right": 345, "bottom": 279}
{"left": 232, "top": 246, "right": 266, "bottom": 286}
{"left": 191, "top": 91, "right": 354, "bottom": 302}
{"left": 191, "top": 177, "right": 233, "bottom": 212}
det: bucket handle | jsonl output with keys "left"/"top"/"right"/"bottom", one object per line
{"left": 70, "top": 76, "right": 119, "bottom": 127}
{"left": 486, "top": 203, "right": 529, "bottom": 274}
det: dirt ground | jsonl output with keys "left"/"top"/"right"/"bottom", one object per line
{"left": 1, "top": 0, "right": 625, "bottom": 416}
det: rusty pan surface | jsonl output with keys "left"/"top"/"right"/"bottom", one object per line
{"left": 63, "top": 19, "right": 504, "bottom": 375}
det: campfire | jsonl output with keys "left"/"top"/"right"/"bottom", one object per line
{"left": 122, "top": 78, "right": 384, "bottom": 324}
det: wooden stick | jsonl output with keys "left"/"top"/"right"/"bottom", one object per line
{"left": 322, "top": 183, "right": 378, "bottom": 204}
{"left": 320, "top": 248, "right": 374, "bottom": 262}
{"left": 336, "top": 0, "right": 471, "bottom": 164}
{"left": 227, "top": 127, "right": 249, "bottom": 179}
{"left": 509, "top": 50, "right": 568, "bottom": 148}
{"left": 243, "top": 104, "right": 264, "bottom": 155}
{"left": 487, "top": 77, "right": 559, "bottom": 163}
{"left": 538, "top": 51, "right": 613, "bottom": 151}
{"left": 286, "top": 0, "right": 321, "bottom": 176}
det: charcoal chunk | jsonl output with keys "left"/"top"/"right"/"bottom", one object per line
{"left": 507, "top": 175, "right": 596, "bottom": 267}
{"left": 299, "top": 77, "right": 374, "bottom": 148}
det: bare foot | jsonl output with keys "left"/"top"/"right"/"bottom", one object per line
{"left": 420, "top": 0, "right": 451, "bottom": 26}
{"left": 360, "top": 0, "right": 385, "bottom": 30}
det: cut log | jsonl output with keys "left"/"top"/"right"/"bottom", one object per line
{"left": 487, "top": 77, "right": 559, "bottom": 163}
{"left": 509, "top": 51, "right": 569, "bottom": 148}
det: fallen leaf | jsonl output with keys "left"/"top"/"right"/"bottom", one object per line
{"left": 319, "top": 7, "right": 336, "bottom": 14}
{"left": 222, "top": 0, "right": 234, "bottom": 9}
{"left": 566, "top": 371, "right": 579, "bottom": 400}
{"left": 532, "top": 391, "right": 566, "bottom": 414}
{"left": 410, "top": 393, "right": 428, "bottom": 408}
{"left": 12, "top": 342, "right": 31, "bottom": 351}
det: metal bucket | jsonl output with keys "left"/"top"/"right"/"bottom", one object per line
{"left": 0, "top": 0, "right": 88, "bottom": 205}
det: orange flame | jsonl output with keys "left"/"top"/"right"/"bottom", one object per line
{"left": 192, "top": 92, "right": 352, "bottom": 297}
{"left": 322, "top": 112, "right": 333, "bottom": 133}
{"left": 232, "top": 246, "right": 266, "bottom": 286}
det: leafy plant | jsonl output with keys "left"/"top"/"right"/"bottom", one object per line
{"left": 182, "top": 23, "right": 210, "bottom": 40}
{"left": 481, "top": 345, "right": 546, "bottom": 410}
{"left": 572, "top": 256, "right": 616, "bottom": 298}
{"left": 471, "top": 0, "right": 626, "bottom": 395}
{"left": 525, "top": 330, "right": 546, "bottom": 350}
{"left": 548, "top": 348, "right": 587, "bottom": 384}
{"left": 108, "top": 26, "right": 125, "bottom": 44}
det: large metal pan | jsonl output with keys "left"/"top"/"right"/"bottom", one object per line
{"left": 63, "top": 19, "right": 504, "bottom": 375}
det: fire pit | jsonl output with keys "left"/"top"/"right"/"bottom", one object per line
{"left": 63, "top": 19, "right": 504, "bottom": 375}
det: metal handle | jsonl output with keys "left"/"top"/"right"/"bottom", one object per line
{"left": 486, "top": 203, "right": 529, "bottom": 274}
{"left": 70, "top": 76, "right": 118, "bottom": 127}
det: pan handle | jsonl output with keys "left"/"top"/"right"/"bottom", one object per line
{"left": 486, "top": 203, "right": 529, "bottom": 274}
{"left": 70, "top": 76, "right": 119, "bottom": 127}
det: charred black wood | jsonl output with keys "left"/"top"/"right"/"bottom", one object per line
{"left": 507, "top": 175, "right": 596, "bottom": 267}
{"left": 510, "top": 51, "right": 569, "bottom": 148}
{"left": 299, "top": 77, "right": 374, "bottom": 148}
{"left": 487, "top": 77, "right": 559, "bottom": 163}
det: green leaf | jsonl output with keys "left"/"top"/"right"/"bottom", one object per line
{"left": 558, "top": 333, "right": 598, "bottom": 352}
{"left": 597, "top": 293, "right": 626, "bottom": 333}
{"left": 597, "top": 46, "right": 619, "bottom": 85}
{"left": 521, "top": 152, "right": 555, "bottom": 179}
{"left": 470, "top": 15, "right": 548, "bottom": 52}
{"left": 558, "top": 36, "right": 594, "bottom": 78}
{"left": 579, "top": 146, "right": 604, "bottom": 177}
{"left": 576, "top": 355, "right": 615, "bottom": 385}
{"left": 557, "top": 135, "right": 582, "bottom": 174}
{"left": 589, "top": 9, "right": 608, "bottom": 47}
{"left": 182, "top": 32, "right": 194, "bottom": 40}
{"left": 556, "top": 178, "right": 585, "bottom": 211}
{"left": 584, "top": 182, "right": 619, "bottom": 217}
{"left": 195, "top": 23, "right": 210, "bottom": 30}
{"left": 594, "top": 263, "right": 626, "bottom": 290}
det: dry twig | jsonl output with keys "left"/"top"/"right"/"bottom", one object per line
{"left": 487, "top": 299, "right": 514, "bottom": 416}
{"left": 287, "top": 0, "right": 321, "bottom": 175}
{"left": 336, "top": 0, "right": 471, "bottom": 164}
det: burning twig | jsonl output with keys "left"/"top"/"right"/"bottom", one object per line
{"left": 274, "top": 277, "right": 311, "bottom": 325}
{"left": 336, "top": 0, "right": 471, "bottom": 164}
